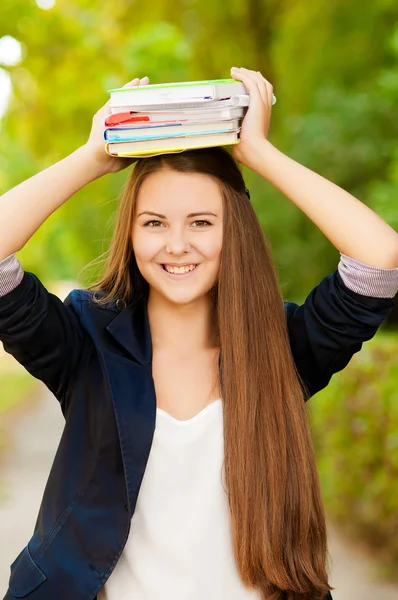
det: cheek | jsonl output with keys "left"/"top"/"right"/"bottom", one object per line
{"left": 132, "top": 231, "right": 160, "bottom": 262}
{"left": 203, "top": 233, "right": 223, "bottom": 262}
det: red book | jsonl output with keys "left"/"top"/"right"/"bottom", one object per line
{"left": 105, "top": 113, "right": 151, "bottom": 126}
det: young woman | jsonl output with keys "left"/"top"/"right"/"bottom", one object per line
{"left": 0, "top": 67, "right": 397, "bottom": 600}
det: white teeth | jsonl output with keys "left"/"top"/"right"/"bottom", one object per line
{"left": 164, "top": 264, "right": 196, "bottom": 274}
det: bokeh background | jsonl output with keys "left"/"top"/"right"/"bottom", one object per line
{"left": 0, "top": 1, "right": 397, "bottom": 598}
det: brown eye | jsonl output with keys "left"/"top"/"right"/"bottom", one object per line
{"left": 144, "top": 220, "right": 163, "bottom": 227}
{"left": 192, "top": 220, "right": 212, "bottom": 227}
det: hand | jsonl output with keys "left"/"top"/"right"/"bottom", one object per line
{"left": 230, "top": 67, "right": 274, "bottom": 168}
{"left": 84, "top": 76, "right": 150, "bottom": 175}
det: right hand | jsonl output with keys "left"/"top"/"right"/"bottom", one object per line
{"left": 84, "top": 76, "right": 150, "bottom": 175}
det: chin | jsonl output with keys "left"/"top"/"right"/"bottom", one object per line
{"left": 150, "top": 284, "right": 214, "bottom": 306}
{"left": 163, "top": 292, "right": 207, "bottom": 306}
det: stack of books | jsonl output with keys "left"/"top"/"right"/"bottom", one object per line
{"left": 104, "top": 78, "right": 276, "bottom": 158}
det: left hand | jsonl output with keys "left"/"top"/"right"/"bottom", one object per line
{"left": 230, "top": 67, "right": 274, "bottom": 167}
{"left": 85, "top": 76, "right": 150, "bottom": 175}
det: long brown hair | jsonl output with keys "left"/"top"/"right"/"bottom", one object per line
{"left": 87, "top": 147, "right": 333, "bottom": 600}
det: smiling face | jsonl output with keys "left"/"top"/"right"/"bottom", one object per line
{"left": 131, "top": 167, "right": 224, "bottom": 307}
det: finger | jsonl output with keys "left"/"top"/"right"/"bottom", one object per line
{"left": 241, "top": 68, "right": 269, "bottom": 105}
{"left": 122, "top": 76, "right": 150, "bottom": 89}
{"left": 244, "top": 68, "right": 273, "bottom": 108}
{"left": 256, "top": 71, "right": 274, "bottom": 106}
{"left": 122, "top": 77, "right": 141, "bottom": 88}
{"left": 232, "top": 67, "right": 263, "bottom": 97}
{"left": 231, "top": 67, "right": 263, "bottom": 104}
{"left": 256, "top": 70, "right": 273, "bottom": 91}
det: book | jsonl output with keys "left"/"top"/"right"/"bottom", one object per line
{"left": 105, "top": 107, "right": 246, "bottom": 126}
{"left": 108, "top": 79, "right": 248, "bottom": 107}
{"left": 104, "top": 120, "right": 241, "bottom": 142}
{"left": 105, "top": 131, "right": 240, "bottom": 158}
{"left": 104, "top": 76, "right": 276, "bottom": 158}
{"left": 109, "top": 95, "right": 251, "bottom": 113}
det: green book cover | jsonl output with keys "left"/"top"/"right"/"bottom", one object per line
{"left": 108, "top": 78, "right": 239, "bottom": 93}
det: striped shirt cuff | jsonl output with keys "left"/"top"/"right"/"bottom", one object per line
{"left": 0, "top": 253, "right": 24, "bottom": 297}
{"left": 1, "top": 251, "right": 397, "bottom": 300}
{"left": 338, "top": 253, "right": 398, "bottom": 298}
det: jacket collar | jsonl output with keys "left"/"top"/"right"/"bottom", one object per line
{"left": 105, "top": 295, "right": 152, "bottom": 366}
{"left": 104, "top": 294, "right": 223, "bottom": 374}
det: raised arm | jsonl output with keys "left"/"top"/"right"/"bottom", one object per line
{"left": 286, "top": 253, "right": 397, "bottom": 400}
{"left": 0, "top": 77, "right": 149, "bottom": 402}
{"left": 0, "top": 146, "right": 104, "bottom": 259}
{"left": 0, "top": 76, "right": 149, "bottom": 260}
{"left": 230, "top": 67, "right": 398, "bottom": 268}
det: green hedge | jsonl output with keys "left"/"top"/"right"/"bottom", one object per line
{"left": 309, "top": 331, "right": 398, "bottom": 582}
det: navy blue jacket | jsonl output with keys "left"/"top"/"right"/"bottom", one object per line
{"left": 0, "top": 268, "right": 394, "bottom": 600}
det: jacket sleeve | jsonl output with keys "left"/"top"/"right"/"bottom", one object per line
{"left": 0, "top": 260, "right": 88, "bottom": 402}
{"left": 285, "top": 256, "right": 397, "bottom": 401}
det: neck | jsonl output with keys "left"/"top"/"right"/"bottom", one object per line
{"left": 147, "top": 288, "right": 218, "bottom": 354}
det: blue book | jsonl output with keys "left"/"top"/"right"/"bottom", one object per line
{"left": 104, "top": 120, "right": 241, "bottom": 142}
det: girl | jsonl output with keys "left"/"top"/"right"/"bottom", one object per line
{"left": 0, "top": 67, "right": 397, "bottom": 600}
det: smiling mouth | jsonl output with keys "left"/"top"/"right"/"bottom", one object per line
{"left": 160, "top": 264, "right": 199, "bottom": 276}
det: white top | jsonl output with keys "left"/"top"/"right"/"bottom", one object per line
{"left": 98, "top": 399, "right": 261, "bottom": 600}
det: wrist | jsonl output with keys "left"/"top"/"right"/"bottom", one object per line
{"left": 251, "top": 138, "right": 277, "bottom": 167}
{"left": 76, "top": 143, "right": 110, "bottom": 180}
{"left": 237, "top": 138, "right": 277, "bottom": 174}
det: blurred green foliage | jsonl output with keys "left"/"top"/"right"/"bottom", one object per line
{"left": 0, "top": 371, "right": 37, "bottom": 413}
{"left": 309, "top": 331, "right": 398, "bottom": 581}
{"left": 1, "top": 0, "right": 398, "bottom": 575}
{"left": 0, "top": 0, "right": 397, "bottom": 298}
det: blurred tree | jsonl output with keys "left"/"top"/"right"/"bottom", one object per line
{"left": 0, "top": 0, "right": 397, "bottom": 308}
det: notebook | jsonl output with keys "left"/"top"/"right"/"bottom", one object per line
{"left": 108, "top": 79, "right": 248, "bottom": 107}
{"left": 105, "top": 107, "right": 246, "bottom": 126}
{"left": 105, "top": 131, "right": 239, "bottom": 157}
{"left": 109, "top": 95, "right": 251, "bottom": 113}
{"left": 104, "top": 120, "right": 241, "bottom": 142}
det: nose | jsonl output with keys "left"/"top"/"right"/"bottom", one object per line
{"left": 165, "top": 226, "right": 191, "bottom": 255}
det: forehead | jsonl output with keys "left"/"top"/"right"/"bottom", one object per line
{"left": 136, "top": 168, "right": 223, "bottom": 215}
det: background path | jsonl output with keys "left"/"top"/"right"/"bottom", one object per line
{"left": 1, "top": 385, "right": 398, "bottom": 599}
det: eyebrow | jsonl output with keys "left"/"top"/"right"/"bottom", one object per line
{"left": 136, "top": 211, "right": 218, "bottom": 219}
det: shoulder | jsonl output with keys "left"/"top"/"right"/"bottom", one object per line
{"left": 64, "top": 288, "right": 119, "bottom": 315}
{"left": 283, "top": 269, "right": 395, "bottom": 400}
